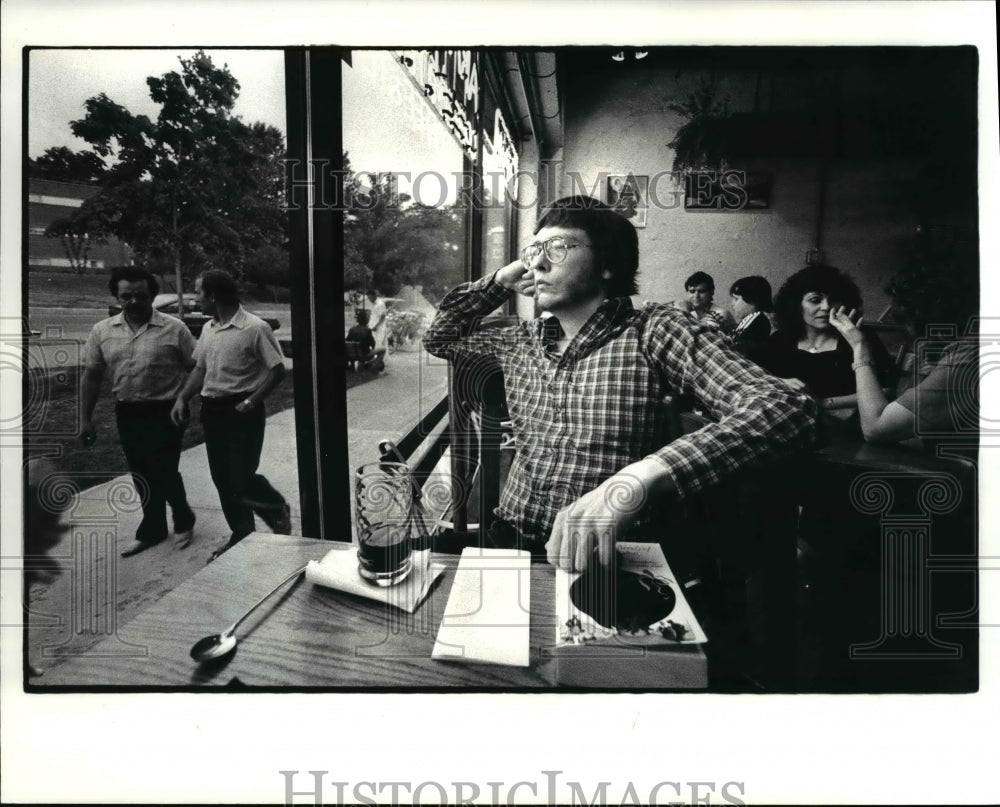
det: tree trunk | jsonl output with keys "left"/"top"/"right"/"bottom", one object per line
{"left": 173, "top": 205, "right": 183, "bottom": 311}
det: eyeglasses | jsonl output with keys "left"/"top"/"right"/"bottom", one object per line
{"left": 520, "top": 237, "right": 593, "bottom": 269}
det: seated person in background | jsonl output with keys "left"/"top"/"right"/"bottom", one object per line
{"left": 728, "top": 275, "right": 774, "bottom": 360}
{"left": 669, "top": 271, "right": 736, "bottom": 333}
{"left": 760, "top": 264, "right": 891, "bottom": 420}
{"left": 829, "top": 249, "right": 978, "bottom": 445}
{"left": 346, "top": 309, "right": 385, "bottom": 371}
{"left": 424, "top": 195, "right": 818, "bottom": 573}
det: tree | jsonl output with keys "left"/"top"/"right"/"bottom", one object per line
{"left": 45, "top": 217, "right": 93, "bottom": 274}
{"left": 343, "top": 153, "right": 466, "bottom": 304}
{"left": 243, "top": 243, "right": 290, "bottom": 301}
{"left": 61, "top": 50, "right": 287, "bottom": 294}
{"left": 28, "top": 146, "right": 107, "bottom": 184}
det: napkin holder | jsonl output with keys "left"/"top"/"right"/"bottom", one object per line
{"left": 552, "top": 542, "right": 708, "bottom": 689}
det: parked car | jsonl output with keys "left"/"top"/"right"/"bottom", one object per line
{"left": 108, "top": 293, "right": 280, "bottom": 338}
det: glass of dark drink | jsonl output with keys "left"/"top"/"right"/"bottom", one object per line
{"left": 354, "top": 461, "right": 414, "bottom": 586}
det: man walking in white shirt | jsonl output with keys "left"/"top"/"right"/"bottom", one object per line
{"left": 171, "top": 270, "right": 291, "bottom": 559}
{"left": 82, "top": 267, "right": 197, "bottom": 557}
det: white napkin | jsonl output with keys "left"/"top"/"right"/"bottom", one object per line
{"left": 431, "top": 547, "right": 532, "bottom": 666}
{"left": 305, "top": 546, "right": 445, "bottom": 613}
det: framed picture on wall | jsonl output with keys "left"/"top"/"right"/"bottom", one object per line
{"left": 607, "top": 174, "right": 649, "bottom": 228}
{"left": 684, "top": 170, "right": 772, "bottom": 211}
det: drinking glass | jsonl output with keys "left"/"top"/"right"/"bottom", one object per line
{"left": 354, "top": 461, "right": 414, "bottom": 586}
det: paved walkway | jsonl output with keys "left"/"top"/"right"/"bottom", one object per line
{"left": 26, "top": 344, "right": 449, "bottom": 677}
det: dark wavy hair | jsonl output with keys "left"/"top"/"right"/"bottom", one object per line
{"left": 729, "top": 275, "right": 773, "bottom": 312}
{"left": 108, "top": 266, "right": 159, "bottom": 298}
{"left": 773, "top": 264, "right": 862, "bottom": 339}
{"left": 197, "top": 269, "right": 241, "bottom": 305}
{"left": 534, "top": 195, "right": 639, "bottom": 297}
{"left": 685, "top": 271, "right": 715, "bottom": 292}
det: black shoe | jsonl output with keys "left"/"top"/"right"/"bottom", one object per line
{"left": 254, "top": 501, "right": 292, "bottom": 534}
{"left": 173, "top": 513, "right": 196, "bottom": 548}
{"left": 271, "top": 503, "right": 292, "bottom": 534}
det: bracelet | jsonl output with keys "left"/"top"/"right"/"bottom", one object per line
{"left": 851, "top": 360, "right": 873, "bottom": 371}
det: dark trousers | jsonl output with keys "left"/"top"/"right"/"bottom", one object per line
{"left": 200, "top": 395, "right": 287, "bottom": 542}
{"left": 116, "top": 401, "right": 195, "bottom": 544}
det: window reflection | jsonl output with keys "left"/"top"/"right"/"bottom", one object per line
{"left": 342, "top": 50, "right": 469, "bottom": 481}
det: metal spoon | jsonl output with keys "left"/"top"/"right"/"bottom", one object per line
{"left": 190, "top": 564, "right": 308, "bottom": 663}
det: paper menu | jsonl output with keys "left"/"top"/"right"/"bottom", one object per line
{"left": 431, "top": 547, "right": 532, "bottom": 666}
{"left": 554, "top": 541, "right": 708, "bottom": 645}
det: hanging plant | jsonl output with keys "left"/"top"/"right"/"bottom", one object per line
{"left": 667, "top": 78, "right": 735, "bottom": 181}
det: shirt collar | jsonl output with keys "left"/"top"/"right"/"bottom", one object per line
{"left": 533, "top": 297, "right": 635, "bottom": 352}
{"left": 735, "top": 310, "right": 759, "bottom": 332}
{"left": 111, "top": 310, "right": 166, "bottom": 330}
{"left": 211, "top": 305, "right": 248, "bottom": 330}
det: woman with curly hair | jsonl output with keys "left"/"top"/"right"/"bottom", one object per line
{"left": 762, "top": 263, "right": 891, "bottom": 417}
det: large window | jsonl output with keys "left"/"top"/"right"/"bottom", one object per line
{"left": 341, "top": 51, "right": 483, "bottom": 480}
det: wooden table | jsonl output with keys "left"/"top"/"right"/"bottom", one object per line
{"left": 35, "top": 533, "right": 707, "bottom": 689}
{"left": 812, "top": 432, "right": 977, "bottom": 475}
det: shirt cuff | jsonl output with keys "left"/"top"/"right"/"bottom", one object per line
{"left": 643, "top": 449, "right": 692, "bottom": 500}
{"left": 646, "top": 432, "right": 741, "bottom": 501}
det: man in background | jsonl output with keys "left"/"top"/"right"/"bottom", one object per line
{"left": 671, "top": 271, "right": 736, "bottom": 333}
{"left": 171, "top": 270, "right": 291, "bottom": 560}
{"left": 346, "top": 308, "right": 385, "bottom": 371}
{"left": 81, "top": 266, "right": 197, "bottom": 557}
{"left": 366, "top": 289, "right": 389, "bottom": 365}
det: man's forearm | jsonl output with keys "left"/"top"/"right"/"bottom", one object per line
{"left": 245, "top": 364, "right": 286, "bottom": 406}
{"left": 176, "top": 366, "right": 206, "bottom": 404}
{"left": 423, "top": 273, "right": 512, "bottom": 360}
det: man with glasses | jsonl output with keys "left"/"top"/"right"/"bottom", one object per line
{"left": 425, "top": 195, "right": 818, "bottom": 573}
{"left": 81, "top": 266, "right": 198, "bottom": 557}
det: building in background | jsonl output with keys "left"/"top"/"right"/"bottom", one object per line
{"left": 27, "top": 178, "right": 132, "bottom": 272}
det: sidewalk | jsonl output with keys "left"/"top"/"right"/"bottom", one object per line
{"left": 26, "top": 345, "right": 449, "bottom": 677}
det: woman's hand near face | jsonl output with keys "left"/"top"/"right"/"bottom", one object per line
{"left": 830, "top": 306, "right": 866, "bottom": 348}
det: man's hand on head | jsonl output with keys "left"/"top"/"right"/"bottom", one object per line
{"left": 494, "top": 260, "right": 534, "bottom": 297}
{"left": 545, "top": 457, "right": 675, "bottom": 573}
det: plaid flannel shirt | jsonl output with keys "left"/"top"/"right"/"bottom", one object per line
{"left": 424, "top": 274, "right": 819, "bottom": 541}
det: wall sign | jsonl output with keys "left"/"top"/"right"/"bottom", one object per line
{"left": 394, "top": 49, "right": 479, "bottom": 159}
{"left": 684, "top": 171, "right": 772, "bottom": 211}
{"left": 608, "top": 174, "right": 649, "bottom": 228}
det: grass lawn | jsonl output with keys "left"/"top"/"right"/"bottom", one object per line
{"left": 25, "top": 364, "right": 381, "bottom": 493}
{"left": 28, "top": 272, "right": 114, "bottom": 309}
